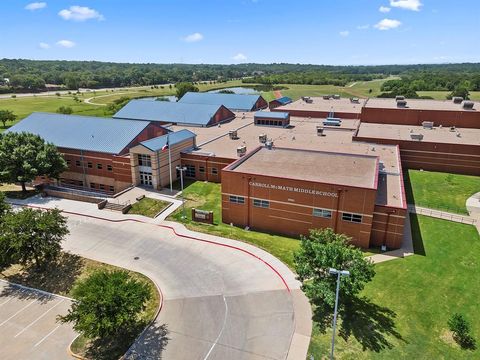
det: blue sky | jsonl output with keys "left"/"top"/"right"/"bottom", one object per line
{"left": 1, "top": 0, "right": 478, "bottom": 65}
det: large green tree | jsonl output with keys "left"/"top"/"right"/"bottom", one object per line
{"left": 0, "top": 132, "right": 67, "bottom": 192}
{"left": 0, "top": 110, "right": 16, "bottom": 128}
{"left": 294, "top": 228, "right": 375, "bottom": 308}
{"left": 175, "top": 82, "right": 199, "bottom": 100}
{"left": 0, "top": 208, "right": 68, "bottom": 269}
{"left": 58, "top": 270, "right": 152, "bottom": 339}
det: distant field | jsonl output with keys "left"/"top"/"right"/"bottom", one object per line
{"left": 417, "top": 91, "right": 480, "bottom": 101}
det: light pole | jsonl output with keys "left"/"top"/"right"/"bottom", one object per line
{"left": 176, "top": 165, "right": 187, "bottom": 219}
{"left": 329, "top": 268, "right": 350, "bottom": 360}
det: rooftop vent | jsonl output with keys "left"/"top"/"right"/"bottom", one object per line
{"left": 450, "top": 126, "right": 456, "bottom": 132}
{"left": 322, "top": 95, "right": 331, "bottom": 100}
{"left": 350, "top": 97, "right": 360, "bottom": 103}
{"left": 323, "top": 118, "right": 342, "bottom": 126}
{"left": 229, "top": 130, "right": 238, "bottom": 140}
{"left": 265, "top": 140, "right": 274, "bottom": 150}
{"left": 395, "top": 96, "right": 405, "bottom": 101}
{"left": 422, "top": 121, "right": 434, "bottom": 129}
{"left": 396, "top": 99, "right": 407, "bottom": 108}
{"left": 452, "top": 97, "right": 464, "bottom": 104}
{"left": 258, "top": 134, "right": 267, "bottom": 143}
{"left": 333, "top": 94, "right": 340, "bottom": 100}
{"left": 410, "top": 132, "right": 424, "bottom": 140}
{"left": 463, "top": 101, "right": 474, "bottom": 110}
{"left": 316, "top": 126, "right": 326, "bottom": 136}
{"left": 237, "top": 145, "right": 247, "bottom": 157}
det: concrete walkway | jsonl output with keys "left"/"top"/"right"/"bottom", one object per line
{"left": 408, "top": 204, "right": 477, "bottom": 226}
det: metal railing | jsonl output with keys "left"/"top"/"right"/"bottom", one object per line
{"left": 408, "top": 205, "right": 477, "bottom": 225}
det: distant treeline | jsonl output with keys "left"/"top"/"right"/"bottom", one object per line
{"left": 1, "top": 59, "right": 480, "bottom": 95}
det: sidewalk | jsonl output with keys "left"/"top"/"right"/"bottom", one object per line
{"left": 408, "top": 204, "right": 477, "bottom": 226}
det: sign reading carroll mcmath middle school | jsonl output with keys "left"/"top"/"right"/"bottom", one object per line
{"left": 249, "top": 182, "right": 338, "bottom": 197}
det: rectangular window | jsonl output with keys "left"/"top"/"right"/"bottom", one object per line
{"left": 87, "top": 162, "right": 93, "bottom": 168}
{"left": 138, "top": 154, "right": 152, "bottom": 167}
{"left": 99, "top": 184, "right": 105, "bottom": 190}
{"left": 185, "top": 164, "right": 196, "bottom": 178}
{"left": 90, "top": 183, "right": 96, "bottom": 189}
{"left": 342, "top": 212, "right": 363, "bottom": 223}
{"left": 97, "top": 163, "right": 103, "bottom": 170}
{"left": 313, "top": 208, "right": 332, "bottom": 218}
{"left": 66, "top": 159, "right": 71, "bottom": 166}
{"left": 107, "top": 165, "right": 113, "bottom": 171}
{"left": 211, "top": 167, "right": 218, "bottom": 175}
{"left": 199, "top": 166, "right": 205, "bottom": 173}
{"left": 253, "top": 199, "right": 269, "bottom": 208}
{"left": 109, "top": 186, "right": 115, "bottom": 192}
{"left": 229, "top": 195, "right": 245, "bottom": 204}
{"left": 75, "top": 160, "right": 81, "bottom": 167}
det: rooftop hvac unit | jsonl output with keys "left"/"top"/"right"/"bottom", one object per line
{"left": 452, "top": 96, "right": 464, "bottom": 104}
{"left": 396, "top": 100, "right": 407, "bottom": 107}
{"left": 450, "top": 126, "right": 456, "bottom": 132}
{"left": 258, "top": 134, "right": 267, "bottom": 143}
{"left": 333, "top": 94, "right": 340, "bottom": 100}
{"left": 305, "top": 98, "right": 313, "bottom": 103}
{"left": 322, "top": 95, "right": 331, "bottom": 100}
{"left": 395, "top": 95, "right": 405, "bottom": 101}
{"left": 323, "top": 117, "right": 342, "bottom": 126}
{"left": 422, "top": 121, "right": 434, "bottom": 129}
{"left": 237, "top": 145, "right": 247, "bottom": 157}
{"left": 350, "top": 97, "right": 360, "bottom": 103}
{"left": 265, "top": 140, "right": 274, "bottom": 150}
{"left": 229, "top": 130, "right": 238, "bottom": 140}
{"left": 463, "top": 101, "right": 474, "bottom": 110}
{"left": 410, "top": 132, "right": 424, "bottom": 141}
{"left": 316, "top": 126, "right": 325, "bottom": 136}
{"left": 302, "top": 96, "right": 311, "bottom": 102}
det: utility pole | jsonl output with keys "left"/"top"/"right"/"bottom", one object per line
{"left": 176, "top": 165, "right": 187, "bottom": 218}
{"left": 329, "top": 268, "right": 350, "bottom": 360}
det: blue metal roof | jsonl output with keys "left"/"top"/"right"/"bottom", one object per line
{"left": 178, "top": 92, "right": 263, "bottom": 111}
{"left": 5, "top": 112, "right": 151, "bottom": 154}
{"left": 113, "top": 99, "right": 226, "bottom": 127}
{"left": 140, "top": 129, "right": 196, "bottom": 152}
{"left": 272, "top": 96, "right": 292, "bottom": 105}
{"left": 254, "top": 111, "right": 289, "bottom": 119}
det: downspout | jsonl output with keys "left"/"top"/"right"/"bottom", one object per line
{"left": 333, "top": 189, "right": 343, "bottom": 233}
{"left": 383, "top": 210, "right": 395, "bottom": 249}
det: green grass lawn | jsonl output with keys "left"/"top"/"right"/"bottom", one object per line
{"left": 128, "top": 197, "right": 171, "bottom": 218}
{"left": 404, "top": 170, "right": 480, "bottom": 214}
{"left": 417, "top": 91, "right": 480, "bottom": 101}
{"left": 309, "top": 214, "right": 480, "bottom": 359}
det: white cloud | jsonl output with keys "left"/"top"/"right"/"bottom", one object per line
{"left": 25, "top": 2, "right": 46, "bottom": 11}
{"left": 232, "top": 53, "right": 247, "bottom": 61}
{"left": 58, "top": 6, "right": 104, "bottom": 21}
{"left": 38, "top": 42, "right": 50, "bottom": 49}
{"left": 390, "top": 0, "right": 422, "bottom": 11}
{"left": 357, "top": 24, "right": 370, "bottom": 30}
{"left": 379, "top": 6, "right": 391, "bottom": 13}
{"left": 182, "top": 32, "right": 204, "bottom": 42}
{"left": 339, "top": 30, "right": 350, "bottom": 37}
{"left": 374, "top": 18, "right": 402, "bottom": 30}
{"left": 56, "top": 40, "right": 76, "bottom": 48}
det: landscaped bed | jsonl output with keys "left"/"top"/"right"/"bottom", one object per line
{"left": 0, "top": 253, "right": 160, "bottom": 360}
{"left": 127, "top": 197, "right": 171, "bottom": 218}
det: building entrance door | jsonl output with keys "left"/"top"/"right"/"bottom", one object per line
{"left": 139, "top": 171, "right": 153, "bottom": 187}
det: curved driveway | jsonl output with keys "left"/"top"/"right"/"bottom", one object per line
{"left": 63, "top": 214, "right": 310, "bottom": 360}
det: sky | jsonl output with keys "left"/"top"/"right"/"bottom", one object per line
{"left": 0, "top": 0, "right": 479, "bottom": 65}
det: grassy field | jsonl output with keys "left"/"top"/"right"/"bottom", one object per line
{"left": 128, "top": 197, "right": 171, "bottom": 218}
{"left": 404, "top": 170, "right": 480, "bottom": 214}
{"left": 0, "top": 252, "right": 159, "bottom": 360}
{"left": 309, "top": 214, "right": 480, "bottom": 359}
{"left": 417, "top": 91, "right": 480, "bottom": 101}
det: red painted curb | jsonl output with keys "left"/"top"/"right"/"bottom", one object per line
{"left": 12, "top": 203, "right": 291, "bottom": 292}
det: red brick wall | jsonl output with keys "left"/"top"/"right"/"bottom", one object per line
{"left": 371, "top": 206, "right": 407, "bottom": 249}
{"left": 254, "top": 97, "right": 268, "bottom": 111}
{"left": 210, "top": 105, "right": 235, "bottom": 126}
{"left": 180, "top": 153, "right": 234, "bottom": 182}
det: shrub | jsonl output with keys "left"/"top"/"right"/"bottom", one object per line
{"left": 448, "top": 313, "right": 476, "bottom": 349}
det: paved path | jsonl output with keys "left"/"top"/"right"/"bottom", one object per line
{"left": 408, "top": 204, "right": 477, "bottom": 226}
{"left": 83, "top": 91, "right": 134, "bottom": 106}
{"left": 10, "top": 196, "right": 312, "bottom": 360}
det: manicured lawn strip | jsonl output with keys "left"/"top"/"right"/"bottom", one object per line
{"left": 309, "top": 215, "right": 480, "bottom": 359}
{"left": 0, "top": 253, "right": 160, "bottom": 360}
{"left": 404, "top": 169, "right": 480, "bottom": 214}
{"left": 128, "top": 197, "right": 171, "bottom": 218}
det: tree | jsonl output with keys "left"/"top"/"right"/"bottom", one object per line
{"left": 294, "top": 228, "right": 375, "bottom": 308}
{"left": 0, "top": 208, "right": 68, "bottom": 268}
{"left": 448, "top": 313, "right": 476, "bottom": 349}
{"left": 0, "top": 110, "right": 16, "bottom": 128}
{"left": 56, "top": 106, "right": 73, "bottom": 114}
{"left": 58, "top": 270, "right": 152, "bottom": 339}
{"left": 448, "top": 85, "right": 470, "bottom": 100}
{"left": 0, "top": 192, "right": 11, "bottom": 220}
{"left": 0, "top": 132, "right": 67, "bottom": 192}
{"left": 175, "top": 82, "right": 199, "bottom": 100}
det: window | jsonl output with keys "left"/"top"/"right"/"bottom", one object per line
{"left": 229, "top": 195, "right": 245, "bottom": 204}
{"left": 87, "top": 162, "right": 93, "bottom": 168}
{"left": 342, "top": 212, "right": 363, "bottom": 223}
{"left": 199, "top": 166, "right": 205, "bottom": 173}
{"left": 109, "top": 186, "right": 115, "bottom": 192}
{"left": 313, "top": 208, "right": 332, "bottom": 218}
{"left": 138, "top": 154, "right": 152, "bottom": 167}
{"left": 90, "top": 183, "right": 96, "bottom": 189}
{"left": 211, "top": 167, "right": 218, "bottom": 175}
{"left": 66, "top": 159, "right": 71, "bottom": 166}
{"left": 97, "top": 163, "right": 103, "bottom": 170}
{"left": 107, "top": 165, "right": 113, "bottom": 171}
{"left": 99, "top": 184, "right": 105, "bottom": 190}
{"left": 185, "top": 164, "right": 196, "bottom": 178}
{"left": 75, "top": 160, "right": 81, "bottom": 167}
{"left": 253, "top": 199, "right": 269, "bottom": 208}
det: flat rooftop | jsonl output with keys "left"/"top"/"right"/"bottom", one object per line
{"left": 356, "top": 123, "right": 480, "bottom": 146}
{"left": 229, "top": 147, "right": 379, "bottom": 189}
{"left": 364, "top": 98, "right": 479, "bottom": 112}
{"left": 276, "top": 97, "right": 364, "bottom": 114}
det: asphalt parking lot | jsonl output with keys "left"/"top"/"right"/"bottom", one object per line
{"left": 0, "top": 280, "right": 77, "bottom": 360}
